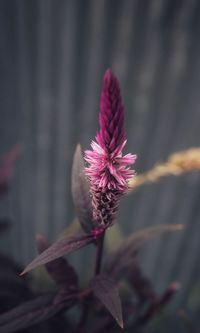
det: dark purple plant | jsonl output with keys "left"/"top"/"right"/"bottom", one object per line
{"left": 0, "top": 72, "right": 183, "bottom": 333}
{"left": 0, "top": 145, "right": 21, "bottom": 196}
{"left": 0, "top": 147, "right": 69, "bottom": 332}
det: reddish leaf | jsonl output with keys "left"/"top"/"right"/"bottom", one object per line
{"left": 21, "top": 233, "right": 94, "bottom": 275}
{"left": 0, "top": 145, "right": 22, "bottom": 196}
{"left": 104, "top": 224, "right": 183, "bottom": 280}
{"left": 71, "top": 144, "right": 93, "bottom": 233}
{"left": 90, "top": 275, "right": 123, "bottom": 328}
{"left": 158, "top": 282, "right": 180, "bottom": 307}
{"left": 36, "top": 234, "right": 79, "bottom": 291}
{"left": 0, "top": 293, "right": 74, "bottom": 333}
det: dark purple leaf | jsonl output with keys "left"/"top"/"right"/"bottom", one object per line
{"left": 0, "top": 145, "right": 22, "bottom": 196}
{"left": 104, "top": 224, "right": 183, "bottom": 280}
{"left": 21, "top": 233, "right": 94, "bottom": 275}
{"left": 134, "top": 282, "right": 180, "bottom": 326}
{"left": 71, "top": 144, "right": 93, "bottom": 233}
{"left": 0, "top": 293, "right": 75, "bottom": 333}
{"left": 36, "top": 234, "right": 79, "bottom": 292}
{"left": 90, "top": 275, "right": 123, "bottom": 328}
{"left": 127, "top": 257, "right": 156, "bottom": 303}
{"left": 158, "top": 282, "right": 180, "bottom": 307}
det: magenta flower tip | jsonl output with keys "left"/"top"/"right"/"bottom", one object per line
{"left": 85, "top": 69, "right": 137, "bottom": 227}
{"left": 97, "top": 69, "right": 125, "bottom": 152}
{"left": 104, "top": 68, "right": 113, "bottom": 81}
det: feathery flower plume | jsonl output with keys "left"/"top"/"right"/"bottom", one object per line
{"left": 85, "top": 69, "right": 137, "bottom": 229}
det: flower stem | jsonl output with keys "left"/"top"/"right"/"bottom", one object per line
{"left": 94, "top": 231, "right": 105, "bottom": 276}
{"left": 77, "top": 232, "right": 105, "bottom": 331}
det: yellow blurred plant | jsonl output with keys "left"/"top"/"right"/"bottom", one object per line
{"left": 129, "top": 148, "right": 200, "bottom": 191}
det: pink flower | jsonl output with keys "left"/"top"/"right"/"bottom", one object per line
{"left": 85, "top": 69, "right": 137, "bottom": 228}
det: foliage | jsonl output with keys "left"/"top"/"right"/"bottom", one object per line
{"left": 0, "top": 71, "right": 196, "bottom": 332}
{"left": 0, "top": 145, "right": 183, "bottom": 333}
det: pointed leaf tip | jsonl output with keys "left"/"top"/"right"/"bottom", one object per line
{"left": 90, "top": 275, "right": 123, "bottom": 329}
{"left": 21, "top": 233, "right": 94, "bottom": 275}
{"left": 35, "top": 233, "right": 79, "bottom": 290}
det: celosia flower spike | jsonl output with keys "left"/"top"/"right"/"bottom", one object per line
{"left": 96, "top": 69, "right": 125, "bottom": 152}
{"left": 85, "top": 69, "right": 137, "bottom": 229}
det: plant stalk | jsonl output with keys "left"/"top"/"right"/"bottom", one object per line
{"left": 94, "top": 231, "right": 105, "bottom": 276}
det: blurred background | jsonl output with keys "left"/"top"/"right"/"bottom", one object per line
{"left": 0, "top": 0, "right": 200, "bottom": 330}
